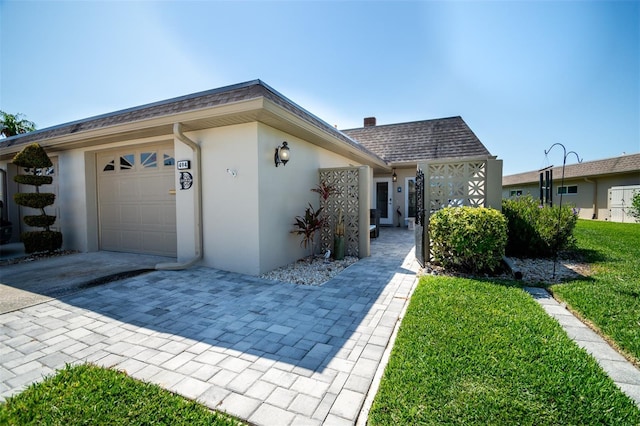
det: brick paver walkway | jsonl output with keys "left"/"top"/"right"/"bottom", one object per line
{"left": 1, "top": 228, "right": 419, "bottom": 425}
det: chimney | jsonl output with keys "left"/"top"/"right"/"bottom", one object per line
{"left": 364, "top": 117, "right": 376, "bottom": 127}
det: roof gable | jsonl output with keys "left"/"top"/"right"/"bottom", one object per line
{"left": 341, "top": 116, "right": 492, "bottom": 164}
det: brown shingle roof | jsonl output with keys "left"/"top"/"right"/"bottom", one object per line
{"left": 502, "top": 153, "right": 640, "bottom": 186}
{"left": 0, "top": 80, "right": 383, "bottom": 163}
{"left": 341, "top": 116, "right": 492, "bottom": 164}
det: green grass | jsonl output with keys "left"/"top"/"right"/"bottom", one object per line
{"left": 0, "top": 364, "right": 244, "bottom": 425}
{"left": 551, "top": 220, "right": 640, "bottom": 364}
{"left": 369, "top": 276, "right": 640, "bottom": 425}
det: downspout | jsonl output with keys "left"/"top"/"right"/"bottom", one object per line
{"left": 155, "top": 123, "right": 203, "bottom": 270}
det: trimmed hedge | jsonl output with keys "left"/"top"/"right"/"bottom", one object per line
{"left": 14, "top": 174, "right": 53, "bottom": 186}
{"left": 21, "top": 231, "right": 63, "bottom": 254}
{"left": 502, "top": 195, "right": 577, "bottom": 257}
{"left": 13, "top": 193, "right": 56, "bottom": 210}
{"left": 429, "top": 206, "right": 507, "bottom": 273}
{"left": 12, "top": 143, "right": 53, "bottom": 168}
{"left": 23, "top": 215, "right": 57, "bottom": 228}
{"left": 12, "top": 143, "right": 62, "bottom": 253}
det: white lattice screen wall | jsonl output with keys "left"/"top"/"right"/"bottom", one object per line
{"left": 426, "top": 161, "right": 487, "bottom": 211}
{"left": 416, "top": 159, "right": 490, "bottom": 266}
{"left": 318, "top": 168, "right": 360, "bottom": 257}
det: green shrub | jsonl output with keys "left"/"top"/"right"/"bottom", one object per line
{"left": 12, "top": 143, "right": 62, "bottom": 253}
{"left": 13, "top": 174, "right": 53, "bottom": 186}
{"left": 429, "top": 206, "right": 507, "bottom": 273}
{"left": 13, "top": 193, "right": 56, "bottom": 209}
{"left": 21, "top": 231, "right": 63, "bottom": 253}
{"left": 502, "top": 195, "right": 577, "bottom": 257}
{"left": 11, "top": 143, "right": 53, "bottom": 168}
{"left": 23, "top": 215, "right": 57, "bottom": 228}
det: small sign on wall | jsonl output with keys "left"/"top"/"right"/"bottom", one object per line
{"left": 177, "top": 160, "right": 191, "bottom": 170}
{"left": 397, "top": 187, "right": 402, "bottom": 193}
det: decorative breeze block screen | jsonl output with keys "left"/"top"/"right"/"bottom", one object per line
{"left": 318, "top": 168, "right": 360, "bottom": 257}
{"left": 427, "top": 161, "right": 486, "bottom": 211}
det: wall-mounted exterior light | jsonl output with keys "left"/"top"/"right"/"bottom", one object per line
{"left": 275, "top": 141, "right": 290, "bottom": 167}
{"left": 392, "top": 168, "right": 397, "bottom": 182}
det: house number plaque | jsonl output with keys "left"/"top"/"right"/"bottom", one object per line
{"left": 177, "top": 160, "right": 191, "bottom": 170}
{"left": 179, "top": 172, "right": 193, "bottom": 190}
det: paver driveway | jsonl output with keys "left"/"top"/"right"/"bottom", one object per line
{"left": 0, "top": 229, "right": 418, "bottom": 425}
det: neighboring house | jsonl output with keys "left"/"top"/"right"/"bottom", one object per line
{"left": 0, "top": 80, "right": 501, "bottom": 275}
{"left": 343, "top": 116, "right": 501, "bottom": 227}
{"left": 502, "top": 153, "right": 640, "bottom": 222}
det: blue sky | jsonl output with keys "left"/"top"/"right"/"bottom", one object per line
{"left": 1, "top": 0, "right": 638, "bottom": 175}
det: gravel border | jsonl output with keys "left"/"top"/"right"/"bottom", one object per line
{"left": 260, "top": 255, "right": 359, "bottom": 286}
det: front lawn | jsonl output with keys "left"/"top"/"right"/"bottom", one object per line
{"left": 368, "top": 276, "right": 640, "bottom": 425}
{"left": 551, "top": 220, "right": 640, "bottom": 364}
{"left": 0, "top": 364, "right": 244, "bottom": 425}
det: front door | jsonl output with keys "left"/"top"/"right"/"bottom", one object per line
{"left": 374, "top": 178, "right": 393, "bottom": 225}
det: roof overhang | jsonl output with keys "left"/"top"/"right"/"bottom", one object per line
{"left": 0, "top": 96, "right": 389, "bottom": 169}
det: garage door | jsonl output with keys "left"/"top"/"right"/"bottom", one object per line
{"left": 97, "top": 144, "right": 177, "bottom": 256}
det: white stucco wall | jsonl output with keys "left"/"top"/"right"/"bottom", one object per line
{"left": 256, "top": 123, "right": 363, "bottom": 275}
{"left": 180, "top": 124, "right": 260, "bottom": 274}
{"left": 57, "top": 151, "right": 90, "bottom": 251}
{"left": 176, "top": 122, "right": 366, "bottom": 276}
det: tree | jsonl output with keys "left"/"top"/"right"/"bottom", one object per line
{"left": 1, "top": 111, "right": 36, "bottom": 137}
{"left": 12, "top": 143, "right": 62, "bottom": 253}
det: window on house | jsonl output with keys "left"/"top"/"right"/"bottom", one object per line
{"left": 557, "top": 185, "right": 578, "bottom": 195}
{"left": 509, "top": 190, "right": 523, "bottom": 197}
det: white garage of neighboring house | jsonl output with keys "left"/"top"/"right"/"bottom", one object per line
{"left": 503, "top": 153, "right": 640, "bottom": 222}
{"left": 609, "top": 185, "right": 640, "bottom": 223}
{"left": 0, "top": 80, "right": 503, "bottom": 274}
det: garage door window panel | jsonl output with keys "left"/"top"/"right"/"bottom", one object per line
{"left": 141, "top": 152, "right": 157, "bottom": 168}
{"left": 163, "top": 152, "right": 175, "bottom": 166}
{"left": 120, "top": 154, "right": 135, "bottom": 171}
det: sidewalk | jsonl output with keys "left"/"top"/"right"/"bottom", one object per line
{"left": 526, "top": 287, "right": 640, "bottom": 407}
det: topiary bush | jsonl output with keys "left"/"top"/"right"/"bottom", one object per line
{"left": 429, "top": 206, "right": 507, "bottom": 273}
{"left": 12, "top": 143, "right": 62, "bottom": 253}
{"left": 502, "top": 195, "right": 577, "bottom": 258}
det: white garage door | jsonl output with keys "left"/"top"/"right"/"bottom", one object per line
{"left": 97, "top": 144, "right": 177, "bottom": 256}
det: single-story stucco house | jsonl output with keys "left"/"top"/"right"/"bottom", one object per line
{"left": 0, "top": 80, "right": 501, "bottom": 275}
{"left": 502, "top": 153, "right": 640, "bottom": 222}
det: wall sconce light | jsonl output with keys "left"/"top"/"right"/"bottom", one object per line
{"left": 274, "top": 141, "right": 290, "bottom": 167}
{"left": 392, "top": 168, "right": 397, "bottom": 182}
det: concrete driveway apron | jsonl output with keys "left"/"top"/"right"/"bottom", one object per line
{"left": 0, "top": 229, "right": 419, "bottom": 425}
